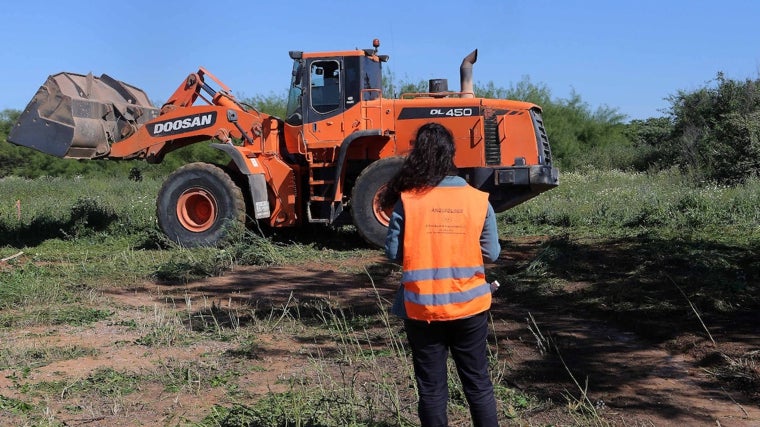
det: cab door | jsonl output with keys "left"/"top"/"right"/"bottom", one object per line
{"left": 303, "top": 58, "right": 345, "bottom": 147}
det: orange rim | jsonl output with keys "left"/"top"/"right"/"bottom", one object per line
{"left": 372, "top": 185, "right": 393, "bottom": 227}
{"left": 177, "top": 188, "right": 217, "bottom": 232}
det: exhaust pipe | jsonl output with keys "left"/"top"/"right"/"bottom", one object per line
{"left": 428, "top": 78, "right": 449, "bottom": 98}
{"left": 459, "top": 49, "right": 478, "bottom": 98}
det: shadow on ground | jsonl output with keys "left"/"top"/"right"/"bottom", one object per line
{"left": 104, "top": 231, "right": 760, "bottom": 425}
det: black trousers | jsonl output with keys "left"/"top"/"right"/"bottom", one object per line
{"left": 404, "top": 311, "right": 498, "bottom": 427}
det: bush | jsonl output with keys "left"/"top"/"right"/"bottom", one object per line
{"left": 665, "top": 73, "right": 760, "bottom": 184}
{"left": 500, "top": 169, "right": 760, "bottom": 240}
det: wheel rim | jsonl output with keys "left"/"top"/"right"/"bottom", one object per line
{"left": 177, "top": 188, "right": 217, "bottom": 232}
{"left": 372, "top": 185, "right": 393, "bottom": 227}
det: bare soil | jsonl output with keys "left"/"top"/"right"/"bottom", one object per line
{"left": 1, "top": 239, "right": 758, "bottom": 426}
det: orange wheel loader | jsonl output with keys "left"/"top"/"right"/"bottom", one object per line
{"left": 8, "top": 39, "right": 558, "bottom": 247}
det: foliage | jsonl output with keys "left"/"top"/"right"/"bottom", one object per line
{"left": 0, "top": 109, "right": 19, "bottom": 138}
{"left": 5, "top": 69, "right": 760, "bottom": 184}
{"left": 501, "top": 169, "right": 760, "bottom": 240}
{"left": 623, "top": 116, "right": 674, "bottom": 170}
{"left": 382, "top": 68, "right": 427, "bottom": 98}
{"left": 476, "top": 77, "right": 553, "bottom": 106}
{"left": 543, "top": 92, "right": 629, "bottom": 170}
{"left": 664, "top": 72, "right": 760, "bottom": 183}
{"left": 240, "top": 91, "right": 289, "bottom": 118}
{"left": 474, "top": 77, "right": 635, "bottom": 171}
{"left": 0, "top": 394, "right": 35, "bottom": 414}
{"left": 0, "top": 176, "right": 160, "bottom": 247}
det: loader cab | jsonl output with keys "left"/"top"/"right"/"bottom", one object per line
{"left": 285, "top": 50, "right": 384, "bottom": 127}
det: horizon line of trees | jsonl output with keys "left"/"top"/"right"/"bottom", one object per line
{"left": 2, "top": 71, "right": 759, "bottom": 185}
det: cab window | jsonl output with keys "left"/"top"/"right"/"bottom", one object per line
{"left": 361, "top": 57, "right": 382, "bottom": 101}
{"left": 310, "top": 60, "right": 341, "bottom": 114}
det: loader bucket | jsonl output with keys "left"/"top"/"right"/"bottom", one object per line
{"left": 8, "top": 72, "right": 159, "bottom": 159}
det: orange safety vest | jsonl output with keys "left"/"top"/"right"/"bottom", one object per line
{"left": 400, "top": 184, "right": 491, "bottom": 321}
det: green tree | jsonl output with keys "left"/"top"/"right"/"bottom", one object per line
{"left": 667, "top": 72, "right": 760, "bottom": 183}
{"left": 240, "top": 91, "right": 288, "bottom": 118}
{"left": 624, "top": 116, "right": 674, "bottom": 170}
{"left": 1, "top": 109, "right": 25, "bottom": 177}
{"left": 382, "top": 69, "right": 428, "bottom": 98}
{"left": 477, "top": 78, "right": 630, "bottom": 170}
{"left": 475, "top": 77, "right": 552, "bottom": 106}
{"left": 0, "top": 109, "right": 20, "bottom": 136}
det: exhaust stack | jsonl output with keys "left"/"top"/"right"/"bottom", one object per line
{"left": 460, "top": 49, "right": 478, "bottom": 98}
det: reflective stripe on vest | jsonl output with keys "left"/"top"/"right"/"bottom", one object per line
{"left": 400, "top": 184, "right": 491, "bottom": 321}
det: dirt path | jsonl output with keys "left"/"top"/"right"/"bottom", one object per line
{"left": 117, "top": 263, "right": 760, "bottom": 426}
{"left": 489, "top": 301, "right": 760, "bottom": 426}
{"left": 1, "top": 258, "right": 758, "bottom": 426}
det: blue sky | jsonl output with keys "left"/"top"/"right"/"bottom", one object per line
{"left": 2, "top": 0, "right": 759, "bottom": 121}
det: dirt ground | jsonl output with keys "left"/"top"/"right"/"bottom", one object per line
{"left": 1, "top": 241, "right": 758, "bottom": 426}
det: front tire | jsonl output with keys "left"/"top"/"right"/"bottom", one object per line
{"left": 351, "top": 157, "right": 404, "bottom": 248}
{"left": 157, "top": 162, "right": 246, "bottom": 247}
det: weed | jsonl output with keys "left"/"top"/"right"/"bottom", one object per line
{"left": 0, "top": 394, "right": 35, "bottom": 414}
{"left": 0, "top": 264, "right": 70, "bottom": 311}
{"left": 665, "top": 273, "right": 716, "bottom": 345}
{"left": 526, "top": 314, "right": 609, "bottom": 426}
{"left": 67, "top": 196, "right": 117, "bottom": 237}
{"left": 0, "top": 345, "right": 99, "bottom": 371}
{"left": 134, "top": 305, "right": 191, "bottom": 347}
{"left": 224, "top": 339, "right": 264, "bottom": 360}
{"left": 49, "top": 306, "right": 113, "bottom": 326}
{"left": 154, "top": 247, "right": 233, "bottom": 283}
{"left": 705, "top": 350, "right": 760, "bottom": 393}
{"left": 156, "top": 358, "right": 229, "bottom": 394}
{"left": 30, "top": 367, "right": 140, "bottom": 399}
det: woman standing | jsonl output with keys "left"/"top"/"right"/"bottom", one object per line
{"left": 383, "top": 122, "right": 501, "bottom": 427}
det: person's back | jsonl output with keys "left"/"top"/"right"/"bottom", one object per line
{"left": 384, "top": 122, "right": 500, "bottom": 427}
{"left": 399, "top": 184, "right": 491, "bottom": 321}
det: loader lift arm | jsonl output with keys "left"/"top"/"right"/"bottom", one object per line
{"left": 109, "top": 68, "right": 268, "bottom": 162}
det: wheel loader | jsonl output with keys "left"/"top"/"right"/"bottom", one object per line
{"left": 8, "top": 39, "right": 559, "bottom": 248}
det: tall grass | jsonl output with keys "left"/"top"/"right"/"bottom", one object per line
{"left": 0, "top": 175, "right": 159, "bottom": 226}
{"left": 502, "top": 168, "right": 760, "bottom": 241}
{"left": 3, "top": 169, "right": 759, "bottom": 248}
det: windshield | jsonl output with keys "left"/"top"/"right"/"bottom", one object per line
{"left": 362, "top": 57, "right": 382, "bottom": 100}
{"left": 285, "top": 60, "right": 303, "bottom": 124}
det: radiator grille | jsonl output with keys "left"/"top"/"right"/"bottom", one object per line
{"left": 530, "top": 108, "right": 553, "bottom": 166}
{"left": 484, "top": 113, "right": 501, "bottom": 165}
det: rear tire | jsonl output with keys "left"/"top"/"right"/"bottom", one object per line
{"left": 157, "top": 162, "right": 246, "bottom": 247}
{"left": 351, "top": 157, "right": 404, "bottom": 248}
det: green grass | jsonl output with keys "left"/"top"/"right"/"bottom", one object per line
{"left": 502, "top": 168, "right": 760, "bottom": 242}
{"left": 0, "top": 394, "right": 35, "bottom": 414}
{"left": 0, "top": 170, "right": 758, "bottom": 425}
{"left": 0, "top": 345, "right": 99, "bottom": 371}
{"left": 31, "top": 367, "right": 141, "bottom": 398}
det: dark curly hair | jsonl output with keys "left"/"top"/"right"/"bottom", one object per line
{"left": 380, "top": 122, "right": 457, "bottom": 208}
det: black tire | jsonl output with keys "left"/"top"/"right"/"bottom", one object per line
{"left": 351, "top": 157, "right": 405, "bottom": 248}
{"left": 156, "top": 162, "right": 246, "bottom": 247}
